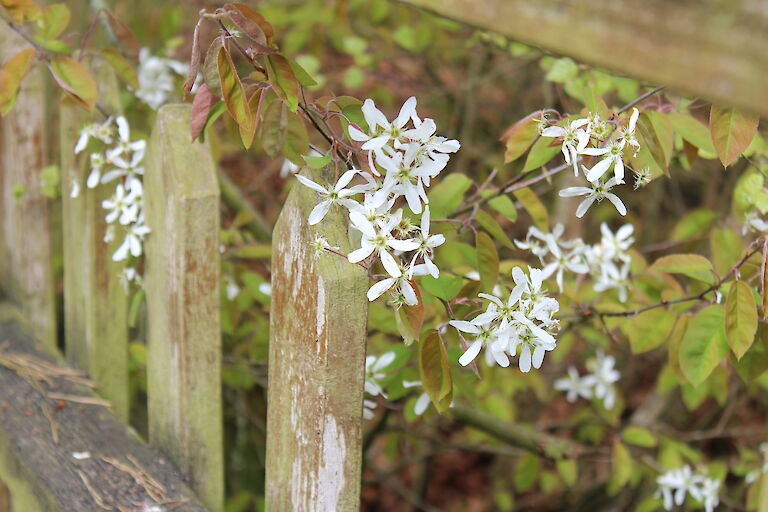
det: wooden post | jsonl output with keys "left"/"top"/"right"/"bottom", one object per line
{"left": 265, "top": 166, "right": 369, "bottom": 511}
{"left": 396, "top": 0, "right": 768, "bottom": 117}
{"left": 144, "top": 104, "right": 224, "bottom": 512}
{"left": 0, "top": 23, "right": 57, "bottom": 350}
{"left": 59, "top": 59, "right": 129, "bottom": 421}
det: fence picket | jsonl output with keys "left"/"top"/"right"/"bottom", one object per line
{"left": 144, "top": 104, "right": 224, "bottom": 512}
{"left": 0, "top": 23, "right": 57, "bottom": 350}
{"left": 265, "top": 165, "right": 369, "bottom": 511}
{"left": 59, "top": 59, "right": 129, "bottom": 421}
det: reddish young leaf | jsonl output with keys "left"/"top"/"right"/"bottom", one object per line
{"left": 404, "top": 282, "right": 425, "bottom": 338}
{"left": 500, "top": 110, "right": 543, "bottom": 163}
{"left": 709, "top": 104, "right": 759, "bottom": 167}
{"left": 0, "top": 48, "right": 36, "bottom": 115}
{"left": 102, "top": 8, "right": 140, "bottom": 60}
{"left": 238, "top": 88, "right": 262, "bottom": 150}
{"left": 259, "top": 93, "right": 288, "bottom": 157}
{"left": 266, "top": 54, "right": 299, "bottom": 113}
{"left": 223, "top": 3, "right": 267, "bottom": 45}
{"left": 231, "top": 2, "right": 274, "bottom": 43}
{"left": 217, "top": 44, "right": 254, "bottom": 147}
{"left": 418, "top": 330, "right": 453, "bottom": 413}
{"left": 183, "top": 17, "right": 203, "bottom": 95}
{"left": 48, "top": 56, "right": 98, "bottom": 110}
{"left": 203, "top": 37, "right": 224, "bottom": 97}
{"left": 190, "top": 83, "right": 216, "bottom": 141}
{"left": 0, "top": 0, "right": 42, "bottom": 23}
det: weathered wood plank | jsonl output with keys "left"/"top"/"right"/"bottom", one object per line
{"left": 0, "top": 310, "right": 208, "bottom": 512}
{"left": 59, "top": 59, "right": 129, "bottom": 422}
{"left": 396, "top": 0, "right": 768, "bottom": 117}
{"left": 265, "top": 166, "right": 369, "bottom": 511}
{"left": 0, "top": 23, "right": 57, "bottom": 350}
{"left": 144, "top": 104, "right": 224, "bottom": 512}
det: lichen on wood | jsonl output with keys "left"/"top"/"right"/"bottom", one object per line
{"left": 144, "top": 104, "right": 224, "bottom": 512}
{"left": 265, "top": 165, "right": 369, "bottom": 511}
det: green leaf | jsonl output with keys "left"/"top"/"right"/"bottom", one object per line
{"left": 0, "top": 48, "right": 35, "bottom": 115}
{"left": 555, "top": 459, "right": 577, "bottom": 487}
{"left": 100, "top": 46, "right": 138, "bottom": 89}
{"left": 288, "top": 58, "right": 317, "bottom": 87}
{"left": 303, "top": 153, "right": 332, "bottom": 169}
{"left": 515, "top": 452, "right": 540, "bottom": 491}
{"left": 259, "top": 94, "right": 288, "bottom": 157}
{"left": 650, "top": 253, "right": 715, "bottom": 284}
{"left": 669, "top": 112, "right": 716, "bottom": 155}
{"left": 522, "top": 136, "right": 560, "bottom": 172}
{"left": 513, "top": 187, "right": 548, "bottom": 231}
{"left": 36, "top": 3, "right": 70, "bottom": 40}
{"left": 679, "top": 305, "right": 729, "bottom": 385}
{"left": 626, "top": 308, "right": 675, "bottom": 354}
{"left": 611, "top": 442, "right": 632, "bottom": 488}
{"left": 709, "top": 104, "right": 759, "bottom": 167}
{"left": 725, "top": 280, "right": 758, "bottom": 359}
{"left": 282, "top": 110, "right": 309, "bottom": 165}
{"left": 395, "top": 307, "right": 418, "bottom": 346}
{"left": 488, "top": 195, "right": 517, "bottom": 222}
{"left": 421, "top": 274, "right": 463, "bottom": 301}
{"left": 670, "top": 208, "right": 715, "bottom": 241}
{"left": 217, "top": 44, "right": 254, "bottom": 148}
{"left": 48, "top": 56, "right": 98, "bottom": 110}
{"left": 636, "top": 113, "right": 667, "bottom": 176}
{"left": 622, "top": 426, "right": 657, "bottom": 447}
{"left": 501, "top": 111, "right": 542, "bottom": 163}
{"left": 266, "top": 54, "right": 299, "bottom": 113}
{"left": 545, "top": 57, "right": 578, "bottom": 82}
{"left": 735, "top": 322, "right": 768, "bottom": 381}
{"left": 0, "top": 0, "right": 41, "bottom": 23}
{"left": 710, "top": 229, "right": 742, "bottom": 276}
{"left": 476, "top": 231, "right": 499, "bottom": 292}
{"left": 475, "top": 209, "right": 514, "bottom": 249}
{"left": 418, "top": 330, "right": 452, "bottom": 412}
{"left": 427, "top": 173, "right": 471, "bottom": 218}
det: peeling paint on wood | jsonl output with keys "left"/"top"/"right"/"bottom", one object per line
{"left": 144, "top": 105, "right": 223, "bottom": 512}
{"left": 265, "top": 165, "right": 368, "bottom": 511}
{"left": 0, "top": 24, "right": 57, "bottom": 350}
{"left": 59, "top": 59, "right": 129, "bottom": 422}
{"left": 397, "top": 0, "right": 768, "bottom": 116}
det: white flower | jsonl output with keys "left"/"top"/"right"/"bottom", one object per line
{"left": 540, "top": 117, "right": 590, "bottom": 175}
{"left": 582, "top": 350, "right": 620, "bottom": 409}
{"left": 226, "top": 279, "right": 240, "bottom": 301}
{"left": 364, "top": 351, "right": 395, "bottom": 398}
{"left": 295, "top": 169, "right": 362, "bottom": 225}
{"left": 258, "top": 283, "right": 272, "bottom": 296}
{"left": 554, "top": 367, "right": 593, "bottom": 402}
{"left": 593, "top": 261, "right": 631, "bottom": 303}
{"left": 135, "top": 47, "right": 187, "bottom": 110}
{"left": 599, "top": 223, "right": 634, "bottom": 262}
{"left": 112, "top": 221, "right": 151, "bottom": 261}
{"left": 102, "top": 183, "right": 141, "bottom": 225}
{"left": 559, "top": 173, "right": 627, "bottom": 218}
{"left": 348, "top": 211, "right": 419, "bottom": 278}
{"left": 450, "top": 314, "right": 507, "bottom": 367}
{"left": 363, "top": 399, "right": 377, "bottom": 420}
{"left": 74, "top": 117, "right": 115, "bottom": 154}
{"left": 582, "top": 138, "right": 628, "bottom": 184}
{"left": 310, "top": 235, "right": 340, "bottom": 256}
{"left": 403, "top": 380, "right": 432, "bottom": 416}
{"left": 408, "top": 206, "right": 445, "bottom": 278}
{"left": 540, "top": 238, "right": 589, "bottom": 292}
{"left": 367, "top": 264, "right": 429, "bottom": 305}
{"left": 348, "top": 96, "right": 418, "bottom": 152}
{"left": 656, "top": 465, "right": 719, "bottom": 512}
{"left": 105, "top": 117, "right": 146, "bottom": 166}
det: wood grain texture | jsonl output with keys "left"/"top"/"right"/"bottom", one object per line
{"left": 144, "top": 104, "right": 223, "bottom": 512}
{"left": 0, "top": 24, "right": 56, "bottom": 350}
{"left": 59, "top": 59, "right": 129, "bottom": 422}
{"left": 397, "top": 0, "right": 768, "bottom": 116}
{"left": 0, "top": 311, "right": 208, "bottom": 512}
{"left": 265, "top": 166, "right": 369, "bottom": 511}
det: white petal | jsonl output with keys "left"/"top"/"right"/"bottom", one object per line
{"left": 605, "top": 193, "right": 627, "bottom": 216}
{"left": 379, "top": 249, "right": 402, "bottom": 278}
{"left": 531, "top": 345, "right": 546, "bottom": 369}
{"left": 116, "top": 116, "right": 130, "bottom": 141}
{"left": 335, "top": 169, "right": 359, "bottom": 191}
{"left": 394, "top": 96, "right": 417, "bottom": 128}
{"left": 459, "top": 339, "right": 483, "bottom": 366}
{"left": 348, "top": 245, "right": 375, "bottom": 263}
{"left": 449, "top": 320, "right": 481, "bottom": 334}
{"left": 540, "top": 126, "right": 565, "bottom": 138}
{"left": 579, "top": 147, "right": 610, "bottom": 156}
{"left": 86, "top": 169, "right": 101, "bottom": 189}
{"left": 414, "top": 393, "right": 430, "bottom": 416}
{"left": 559, "top": 187, "right": 591, "bottom": 197}
{"left": 575, "top": 196, "right": 596, "bottom": 218}
{"left": 361, "top": 99, "right": 389, "bottom": 130}
{"left": 307, "top": 200, "right": 332, "bottom": 225}
{"left": 367, "top": 278, "right": 396, "bottom": 302}
{"left": 586, "top": 158, "right": 612, "bottom": 182}
{"left": 518, "top": 344, "right": 532, "bottom": 372}
{"left": 362, "top": 135, "right": 389, "bottom": 151}
{"left": 348, "top": 125, "right": 370, "bottom": 142}
{"left": 295, "top": 174, "right": 328, "bottom": 194}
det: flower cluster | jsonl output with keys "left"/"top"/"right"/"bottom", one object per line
{"left": 295, "top": 97, "right": 459, "bottom": 305}
{"left": 541, "top": 109, "right": 641, "bottom": 218}
{"left": 134, "top": 47, "right": 188, "bottom": 110}
{"left": 554, "top": 350, "right": 621, "bottom": 409}
{"left": 74, "top": 116, "right": 149, "bottom": 281}
{"left": 449, "top": 266, "right": 559, "bottom": 372}
{"left": 515, "top": 222, "right": 634, "bottom": 302}
{"left": 656, "top": 465, "right": 720, "bottom": 512}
